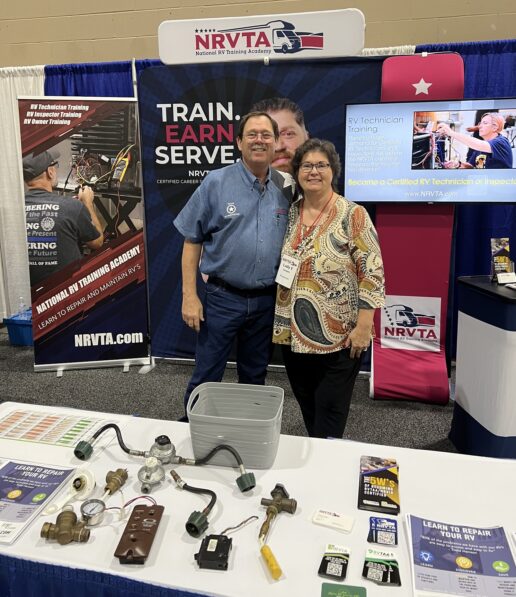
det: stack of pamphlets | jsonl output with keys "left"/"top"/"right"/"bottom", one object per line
{"left": 0, "top": 459, "right": 74, "bottom": 544}
{"left": 406, "top": 515, "right": 516, "bottom": 596}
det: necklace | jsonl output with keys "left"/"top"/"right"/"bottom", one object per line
{"left": 292, "top": 191, "right": 334, "bottom": 250}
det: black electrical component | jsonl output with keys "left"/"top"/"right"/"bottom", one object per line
{"left": 194, "top": 534, "right": 233, "bottom": 570}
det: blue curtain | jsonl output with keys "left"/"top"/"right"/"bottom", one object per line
{"left": 44, "top": 60, "right": 164, "bottom": 97}
{"left": 43, "top": 42, "right": 516, "bottom": 358}
{"left": 44, "top": 61, "right": 134, "bottom": 97}
{"left": 416, "top": 39, "right": 516, "bottom": 355}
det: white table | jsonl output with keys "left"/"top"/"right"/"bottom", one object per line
{"left": 0, "top": 401, "right": 514, "bottom": 597}
{"left": 452, "top": 276, "right": 516, "bottom": 457}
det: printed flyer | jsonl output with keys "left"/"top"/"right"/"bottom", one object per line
{"left": 491, "top": 238, "right": 511, "bottom": 278}
{"left": 407, "top": 515, "right": 516, "bottom": 596}
{"left": 0, "top": 460, "right": 74, "bottom": 544}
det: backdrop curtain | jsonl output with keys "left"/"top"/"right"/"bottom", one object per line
{"left": 0, "top": 66, "right": 45, "bottom": 319}
{"left": 416, "top": 39, "right": 516, "bottom": 355}
{"left": 40, "top": 41, "right": 516, "bottom": 359}
{"left": 44, "top": 62, "right": 134, "bottom": 97}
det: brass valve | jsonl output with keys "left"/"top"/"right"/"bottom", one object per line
{"left": 104, "top": 468, "right": 128, "bottom": 495}
{"left": 259, "top": 483, "right": 297, "bottom": 543}
{"left": 40, "top": 506, "right": 90, "bottom": 545}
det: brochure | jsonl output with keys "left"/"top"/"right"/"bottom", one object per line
{"left": 490, "top": 238, "right": 511, "bottom": 279}
{"left": 407, "top": 514, "right": 516, "bottom": 597}
{"left": 0, "top": 459, "right": 74, "bottom": 544}
{"left": 357, "top": 455, "right": 400, "bottom": 515}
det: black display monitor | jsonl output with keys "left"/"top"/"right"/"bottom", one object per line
{"left": 344, "top": 98, "right": 516, "bottom": 203}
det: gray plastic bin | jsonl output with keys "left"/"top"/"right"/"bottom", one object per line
{"left": 187, "top": 382, "right": 284, "bottom": 469}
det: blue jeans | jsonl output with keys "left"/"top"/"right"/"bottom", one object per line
{"left": 183, "top": 281, "right": 275, "bottom": 412}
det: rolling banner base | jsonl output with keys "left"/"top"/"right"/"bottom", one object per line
{"left": 34, "top": 356, "right": 151, "bottom": 373}
{"left": 371, "top": 203, "right": 453, "bottom": 404}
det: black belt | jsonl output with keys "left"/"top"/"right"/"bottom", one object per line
{"left": 208, "top": 277, "right": 276, "bottom": 297}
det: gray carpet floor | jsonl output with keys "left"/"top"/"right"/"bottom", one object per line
{"left": 0, "top": 327, "right": 457, "bottom": 452}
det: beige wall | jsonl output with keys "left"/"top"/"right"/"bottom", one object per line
{"left": 1, "top": 0, "right": 515, "bottom": 67}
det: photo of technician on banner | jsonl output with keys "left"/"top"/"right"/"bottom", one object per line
{"left": 18, "top": 97, "right": 149, "bottom": 370}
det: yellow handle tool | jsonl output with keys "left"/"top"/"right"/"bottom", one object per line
{"left": 260, "top": 544, "right": 282, "bottom": 580}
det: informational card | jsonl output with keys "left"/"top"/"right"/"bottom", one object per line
{"left": 0, "top": 460, "right": 74, "bottom": 544}
{"left": 407, "top": 515, "right": 516, "bottom": 597}
{"left": 0, "top": 409, "right": 109, "bottom": 446}
{"left": 321, "top": 583, "right": 366, "bottom": 597}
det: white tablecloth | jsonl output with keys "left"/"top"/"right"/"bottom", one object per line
{"left": 0, "top": 401, "right": 514, "bottom": 597}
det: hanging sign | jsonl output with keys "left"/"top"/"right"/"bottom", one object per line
{"left": 158, "top": 9, "right": 365, "bottom": 65}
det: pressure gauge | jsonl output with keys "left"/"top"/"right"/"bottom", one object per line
{"left": 80, "top": 498, "right": 106, "bottom": 526}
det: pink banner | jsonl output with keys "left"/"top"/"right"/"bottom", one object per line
{"left": 372, "top": 53, "right": 463, "bottom": 403}
{"left": 372, "top": 204, "right": 453, "bottom": 403}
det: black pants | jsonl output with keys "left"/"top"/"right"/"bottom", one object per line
{"left": 281, "top": 346, "right": 363, "bottom": 439}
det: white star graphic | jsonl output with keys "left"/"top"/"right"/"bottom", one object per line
{"left": 412, "top": 78, "right": 432, "bottom": 95}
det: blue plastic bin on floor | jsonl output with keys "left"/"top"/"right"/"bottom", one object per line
{"left": 2, "top": 309, "right": 33, "bottom": 346}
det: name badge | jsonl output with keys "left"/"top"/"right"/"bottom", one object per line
{"left": 275, "top": 255, "right": 300, "bottom": 289}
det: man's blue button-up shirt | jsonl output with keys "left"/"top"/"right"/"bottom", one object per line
{"left": 174, "top": 161, "right": 289, "bottom": 289}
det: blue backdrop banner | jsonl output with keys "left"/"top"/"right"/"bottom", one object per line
{"left": 138, "top": 58, "right": 383, "bottom": 357}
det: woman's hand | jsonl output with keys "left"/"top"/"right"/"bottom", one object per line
{"left": 345, "top": 325, "right": 371, "bottom": 359}
{"left": 344, "top": 308, "right": 375, "bottom": 359}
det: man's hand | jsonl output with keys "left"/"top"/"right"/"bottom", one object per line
{"left": 181, "top": 240, "right": 204, "bottom": 332}
{"left": 78, "top": 185, "right": 94, "bottom": 207}
{"left": 182, "top": 294, "right": 204, "bottom": 332}
{"left": 436, "top": 122, "right": 453, "bottom": 137}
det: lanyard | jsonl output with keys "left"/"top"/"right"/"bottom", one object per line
{"left": 292, "top": 191, "right": 334, "bottom": 251}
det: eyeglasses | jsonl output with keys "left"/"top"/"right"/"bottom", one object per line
{"left": 300, "top": 161, "right": 331, "bottom": 172}
{"left": 244, "top": 131, "right": 275, "bottom": 141}
{"left": 49, "top": 161, "right": 59, "bottom": 168}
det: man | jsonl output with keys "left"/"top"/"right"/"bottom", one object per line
{"left": 251, "top": 97, "right": 309, "bottom": 174}
{"left": 437, "top": 113, "right": 513, "bottom": 169}
{"left": 174, "top": 112, "right": 293, "bottom": 413}
{"left": 23, "top": 149, "right": 104, "bottom": 286}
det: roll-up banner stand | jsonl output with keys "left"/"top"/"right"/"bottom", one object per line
{"left": 140, "top": 9, "right": 371, "bottom": 358}
{"left": 371, "top": 54, "right": 464, "bottom": 403}
{"left": 18, "top": 97, "right": 150, "bottom": 371}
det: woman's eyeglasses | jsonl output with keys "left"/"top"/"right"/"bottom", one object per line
{"left": 299, "top": 161, "right": 330, "bottom": 172}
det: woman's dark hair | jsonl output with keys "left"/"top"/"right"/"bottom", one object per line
{"left": 291, "top": 138, "right": 341, "bottom": 191}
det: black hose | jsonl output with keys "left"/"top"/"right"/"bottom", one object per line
{"left": 91, "top": 423, "right": 135, "bottom": 456}
{"left": 181, "top": 483, "right": 217, "bottom": 515}
{"left": 194, "top": 444, "right": 244, "bottom": 467}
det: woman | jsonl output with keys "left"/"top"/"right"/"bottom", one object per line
{"left": 273, "top": 139, "right": 385, "bottom": 439}
{"left": 437, "top": 113, "right": 513, "bottom": 169}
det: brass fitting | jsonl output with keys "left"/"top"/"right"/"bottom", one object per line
{"left": 104, "top": 468, "right": 128, "bottom": 495}
{"left": 259, "top": 483, "right": 297, "bottom": 542}
{"left": 40, "top": 506, "right": 90, "bottom": 545}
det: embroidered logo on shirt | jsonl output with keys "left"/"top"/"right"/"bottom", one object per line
{"left": 225, "top": 202, "right": 239, "bottom": 217}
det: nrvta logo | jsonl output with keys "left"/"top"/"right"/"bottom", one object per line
{"left": 384, "top": 304, "right": 436, "bottom": 328}
{"left": 195, "top": 20, "right": 324, "bottom": 54}
{"left": 383, "top": 304, "right": 437, "bottom": 340}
